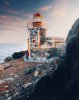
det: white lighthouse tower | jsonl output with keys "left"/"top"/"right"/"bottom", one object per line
{"left": 27, "top": 13, "right": 47, "bottom": 60}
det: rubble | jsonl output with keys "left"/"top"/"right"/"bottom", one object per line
{"left": 0, "top": 65, "right": 4, "bottom": 71}
{"left": 3, "top": 63, "right": 12, "bottom": 69}
{"left": 12, "top": 59, "right": 58, "bottom": 100}
{"left": 0, "top": 65, "right": 4, "bottom": 75}
{"left": 34, "top": 71, "right": 39, "bottom": 76}
{"left": 6, "top": 97, "right": 12, "bottom": 100}
{"left": 0, "top": 80, "right": 5, "bottom": 84}
{"left": 4, "top": 77, "right": 14, "bottom": 82}
{"left": 24, "top": 67, "right": 35, "bottom": 75}
{"left": 23, "top": 83, "right": 32, "bottom": 88}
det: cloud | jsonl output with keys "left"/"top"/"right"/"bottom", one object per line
{"left": 0, "top": 13, "right": 34, "bottom": 32}
{"left": 47, "top": 0, "right": 79, "bottom": 38}
{"left": 46, "top": 0, "right": 69, "bottom": 36}
{"left": 27, "top": 14, "right": 33, "bottom": 18}
{"left": 0, "top": 15, "right": 28, "bottom": 28}
{"left": 0, "top": 31, "right": 27, "bottom": 43}
{"left": 0, "top": 6, "right": 8, "bottom": 9}
{"left": 50, "top": 0, "right": 69, "bottom": 17}
{"left": 0, "top": 6, "right": 22, "bottom": 15}
{"left": 39, "top": 5, "right": 52, "bottom": 12}
{"left": 52, "top": 7, "right": 68, "bottom": 17}
{"left": 7, "top": 10, "right": 19, "bottom": 14}
{"left": 0, "top": 15, "right": 28, "bottom": 43}
{"left": 3, "top": 0, "right": 11, "bottom": 6}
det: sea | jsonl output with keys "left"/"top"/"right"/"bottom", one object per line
{"left": 0, "top": 43, "right": 27, "bottom": 63}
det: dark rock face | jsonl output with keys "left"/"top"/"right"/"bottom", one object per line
{"left": 5, "top": 56, "right": 12, "bottom": 62}
{"left": 29, "top": 18, "right": 79, "bottom": 100}
{"left": 12, "top": 51, "right": 25, "bottom": 59}
{"left": 66, "top": 18, "right": 79, "bottom": 44}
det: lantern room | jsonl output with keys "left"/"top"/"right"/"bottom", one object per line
{"left": 33, "top": 13, "right": 42, "bottom": 22}
{"left": 33, "top": 13, "right": 43, "bottom": 28}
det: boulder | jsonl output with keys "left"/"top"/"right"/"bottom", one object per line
{"left": 12, "top": 51, "right": 25, "bottom": 59}
{"left": 5, "top": 57, "right": 12, "bottom": 62}
{"left": 24, "top": 67, "right": 35, "bottom": 75}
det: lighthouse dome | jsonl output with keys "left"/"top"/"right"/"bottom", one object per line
{"left": 33, "top": 13, "right": 42, "bottom": 18}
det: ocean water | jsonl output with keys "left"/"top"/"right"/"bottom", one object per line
{"left": 0, "top": 43, "right": 27, "bottom": 63}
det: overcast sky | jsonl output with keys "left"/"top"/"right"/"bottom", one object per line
{"left": 0, "top": 0, "right": 79, "bottom": 43}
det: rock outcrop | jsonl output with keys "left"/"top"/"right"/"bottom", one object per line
{"left": 66, "top": 18, "right": 79, "bottom": 44}
{"left": 12, "top": 51, "right": 25, "bottom": 59}
{"left": 5, "top": 56, "right": 13, "bottom": 62}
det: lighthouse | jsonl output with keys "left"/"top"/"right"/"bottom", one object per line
{"left": 27, "top": 13, "right": 47, "bottom": 60}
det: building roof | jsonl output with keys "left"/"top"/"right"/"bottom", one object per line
{"left": 33, "top": 13, "right": 42, "bottom": 18}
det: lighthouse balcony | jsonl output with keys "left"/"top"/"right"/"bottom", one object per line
{"left": 27, "top": 21, "right": 47, "bottom": 29}
{"left": 33, "top": 22, "right": 43, "bottom": 27}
